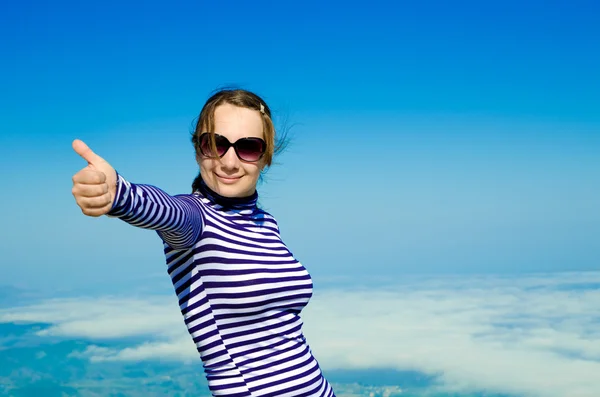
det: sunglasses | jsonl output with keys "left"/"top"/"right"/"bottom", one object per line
{"left": 197, "top": 133, "right": 266, "bottom": 162}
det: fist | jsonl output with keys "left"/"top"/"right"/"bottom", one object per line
{"left": 71, "top": 139, "right": 117, "bottom": 217}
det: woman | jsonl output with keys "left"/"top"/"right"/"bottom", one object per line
{"left": 71, "top": 89, "right": 336, "bottom": 397}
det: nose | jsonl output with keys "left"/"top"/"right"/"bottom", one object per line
{"left": 219, "top": 146, "right": 239, "bottom": 171}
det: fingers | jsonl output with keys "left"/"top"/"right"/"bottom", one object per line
{"left": 71, "top": 181, "right": 109, "bottom": 197}
{"left": 72, "top": 141, "right": 117, "bottom": 218}
{"left": 72, "top": 167, "right": 114, "bottom": 217}
{"left": 77, "top": 193, "right": 113, "bottom": 209}
{"left": 72, "top": 169, "right": 106, "bottom": 185}
{"left": 73, "top": 191, "right": 113, "bottom": 217}
{"left": 72, "top": 139, "right": 105, "bottom": 167}
{"left": 78, "top": 203, "right": 113, "bottom": 217}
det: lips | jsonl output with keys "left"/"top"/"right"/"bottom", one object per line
{"left": 216, "top": 174, "right": 242, "bottom": 184}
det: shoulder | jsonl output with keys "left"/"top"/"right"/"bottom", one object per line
{"left": 169, "top": 192, "right": 211, "bottom": 212}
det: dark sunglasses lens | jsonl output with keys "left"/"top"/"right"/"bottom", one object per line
{"left": 200, "top": 134, "right": 229, "bottom": 157}
{"left": 199, "top": 134, "right": 212, "bottom": 157}
{"left": 213, "top": 135, "right": 230, "bottom": 157}
{"left": 236, "top": 138, "right": 265, "bottom": 161}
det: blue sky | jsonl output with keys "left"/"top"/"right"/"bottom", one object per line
{"left": 1, "top": 0, "right": 598, "bottom": 292}
{"left": 0, "top": 2, "right": 599, "bottom": 395}
{"left": 0, "top": 2, "right": 600, "bottom": 288}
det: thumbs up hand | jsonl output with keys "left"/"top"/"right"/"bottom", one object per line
{"left": 71, "top": 139, "right": 118, "bottom": 217}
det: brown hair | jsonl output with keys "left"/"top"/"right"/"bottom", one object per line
{"left": 190, "top": 88, "right": 288, "bottom": 192}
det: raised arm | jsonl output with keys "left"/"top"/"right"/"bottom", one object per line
{"left": 71, "top": 139, "right": 203, "bottom": 249}
{"left": 107, "top": 173, "right": 204, "bottom": 248}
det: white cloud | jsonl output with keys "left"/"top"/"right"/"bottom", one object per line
{"left": 303, "top": 271, "right": 600, "bottom": 397}
{"left": 2, "top": 271, "right": 600, "bottom": 397}
{"left": 0, "top": 295, "right": 185, "bottom": 340}
{"left": 331, "top": 384, "right": 402, "bottom": 397}
{"left": 67, "top": 340, "right": 197, "bottom": 363}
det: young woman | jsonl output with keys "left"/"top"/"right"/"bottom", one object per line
{"left": 71, "top": 89, "right": 336, "bottom": 397}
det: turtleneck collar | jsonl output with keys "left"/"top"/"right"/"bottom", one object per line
{"left": 196, "top": 176, "right": 258, "bottom": 211}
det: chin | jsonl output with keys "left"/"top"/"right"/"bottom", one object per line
{"left": 215, "top": 181, "right": 254, "bottom": 198}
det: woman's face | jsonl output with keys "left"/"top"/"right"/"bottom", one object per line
{"left": 198, "top": 103, "right": 266, "bottom": 198}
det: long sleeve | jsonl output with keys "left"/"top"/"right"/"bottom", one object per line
{"left": 106, "top": 172, "right": 204, "bottom": 249}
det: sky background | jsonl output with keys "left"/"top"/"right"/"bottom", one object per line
{"left": 0, "top": 1, "right": 599, "bottom": 397}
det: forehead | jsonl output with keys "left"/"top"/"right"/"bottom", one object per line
{"left": 213, "top": 103, "right": 263, "bottom": 140}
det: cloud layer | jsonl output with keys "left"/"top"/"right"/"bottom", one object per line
{"left": 2, "top": 271, "right": 599, "bottom": 397}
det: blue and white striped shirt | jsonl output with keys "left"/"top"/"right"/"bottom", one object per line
{"left": 107, "top": 172, "right": 335, "bottom": 397}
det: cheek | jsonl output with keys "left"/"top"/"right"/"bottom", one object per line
{"left": 242, "top": 163, "right": 262, "bottom": 180}
{"left": 199, "top": 157, "right": 215, "bottom": 173}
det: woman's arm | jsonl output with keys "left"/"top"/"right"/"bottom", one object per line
{"left": 107, "top": 172, "right": 204, "bottom": 249}
{"left": 71, "top": 139, "right": 203, "bottom": 249}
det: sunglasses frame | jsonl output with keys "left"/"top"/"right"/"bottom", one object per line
{"left": 197, "top": 133, "right": 266, "bottom": 162}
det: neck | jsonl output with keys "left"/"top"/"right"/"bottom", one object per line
{"left": 197, "top": 176, "right": 258, "bottom": 210}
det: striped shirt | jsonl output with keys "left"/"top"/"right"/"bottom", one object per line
{"left": 107, "top": 172, "right": 335, "bottom": 397}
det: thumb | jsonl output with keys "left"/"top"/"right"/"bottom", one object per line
{"left": 72, "top": 139, "right": 107, "bottom": 167}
